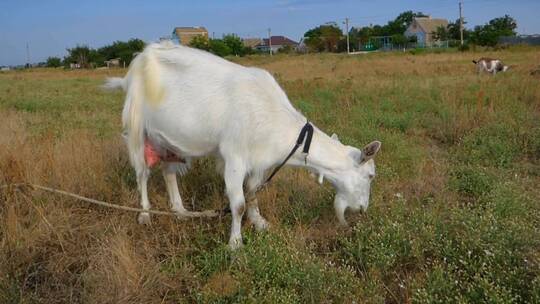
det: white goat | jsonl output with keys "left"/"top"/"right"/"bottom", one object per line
{"left": 105, "top": 42, "right": 381, "bottom": 249}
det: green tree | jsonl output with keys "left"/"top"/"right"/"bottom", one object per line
{"left": 470, "top": 15, "right": 517, "bottom": 46}
{"left": 65, "top": 45, "right": 92, "bottom": 68}
{"left": 386, "top": 11, "right": 429, "bottom": 35}
{"left": 222, "top": 34, "right": 245, "bottom": 56}
{"left": 351, "top": 11, "right": 429, "bottom": 50}
{"left": 189, "top": 35, "right": 211, "bottom": 51}
{"left": 447, "top": 18, "right": 470, "bottom": 41}
{"left": 489, "top": 14, "right": 517, "bottom": 36}
{"left": 304, "top": 23, "right": 343, "bottom": 52}
{"left": 432, "top": 25, "right": 449, "bottom": 41}
{"left": 46, "top": 57, "right": 62, "bottom": 68}
{"left": 97, "top": 38, "right": 145, "bottom": 67}
{"left": 209, "top": 39, "right": 231, "bottom": 57}
{"left": 391, "top": 34, "right": 408, "bottom": 46}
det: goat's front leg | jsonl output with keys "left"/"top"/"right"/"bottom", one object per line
{"left": 246, "top": 174, "right": 269, "bottom": 231}
{"left": 224, "top": 158, "right": 247, "bottom": 249}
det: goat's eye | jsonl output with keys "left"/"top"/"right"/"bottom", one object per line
{"left": 368, "top": 174, "right": 375, "bottom": 180}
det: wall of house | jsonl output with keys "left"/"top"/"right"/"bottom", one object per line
{"left": 405, "top": 21, "right": 421, "bottom": 45}
{"left": 405, "top": 28, "right": 426, "bottom": 45}
{"left": 256, "top": 45, "right": 285, "bottom": 53}
{"left": 172, "top": 31, "right": 208, "bottom": 46}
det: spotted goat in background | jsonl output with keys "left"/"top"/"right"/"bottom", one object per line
{"left": 473, "top": 57, "right": 509, "bottom": 75}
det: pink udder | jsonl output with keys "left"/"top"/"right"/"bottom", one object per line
{"left": 144, "top": 139, "right": 185, "bottom": 167}
{"left": 144, "top": 139, "right": 161, "bottom": 167}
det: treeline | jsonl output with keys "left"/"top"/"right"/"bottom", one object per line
{"left": 302, "top": 11, "right": 518, "bottom": 52}
{"left": 46, "top": 35, "right": 257, "bottom": 68}
{"left": 304, "top": 11, "right": 431, "bottom": 52}
{"left": 46, "top": 39, "right": 145, "bottom": 68}
{"left": 45, "top": 12, "right": 519, "bottom": 67}
{"left": 189, "top": 34, "right": 256, "bottom": 57}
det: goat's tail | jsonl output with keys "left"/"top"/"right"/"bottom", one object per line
{"left": 472, "top": 60, "right": 478, "bottom": 64}
{"left": 102, "top": 77, "right": 126, "bottom": 91}
{"left": 121, "top": 48, "right": 165, "bottom": 174}
{"left": 121, "top": 56, "right": 147, "bottom": 174}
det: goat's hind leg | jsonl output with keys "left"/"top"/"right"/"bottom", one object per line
{"left": 162, "top": 162, "right": 188, "bottom": 214}
{"left": 161, "top": 161, "right": 217, "bottom": 219}
{"left": 136, "top": 166, "right": 152, "bottom": 225}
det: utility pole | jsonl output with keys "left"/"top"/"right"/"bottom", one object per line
{"left": 268, "top": 28, "right": 272, "bottom": 56}
{"left": 459, "top": 1, "right": 464, "bottom": 46}
{"left": 345, "top": 18, "right": 350, "bottom": 54}
{"left": 26, "top": 43, "right": 30, "bottom": 68}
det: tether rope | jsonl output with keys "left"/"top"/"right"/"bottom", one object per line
{"left": 0, "top": 183, "right": 219, "bottom": 218}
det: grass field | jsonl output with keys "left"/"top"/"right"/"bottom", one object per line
{"left": 1, "top": 47, "right": 540, "bottom": 303}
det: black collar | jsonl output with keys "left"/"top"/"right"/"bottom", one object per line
{"left": 264, "top": 121, "right": 314, "bottom": 185}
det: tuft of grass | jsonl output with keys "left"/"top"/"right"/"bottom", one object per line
{"left": 194, "top": 231, "right": 362, "bottom": 303}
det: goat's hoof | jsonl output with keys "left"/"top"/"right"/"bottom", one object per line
{"left": 254, "top": 219, "right": 269, "bottom": 232}
{"left": 228, "top": 237, "right": 243, "bottom": 250}
{"left": 138, "top": 213, "right": 151, "bottom": 225}
{"left": 338, "top": 220, "right": 349, "bottom": 228}
{"left": 172, "top": 210, "right": 189, "bottom": 221}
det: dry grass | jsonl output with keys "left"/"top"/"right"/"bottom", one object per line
{"left": 1, "top": 47, "right": 540, "bottom": 303}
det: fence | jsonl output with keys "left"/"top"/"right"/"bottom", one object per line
{"left": 359, "top": 39, "right": 453, "bottom": 52}
{"left": 499, "top": 35, "right": 540, "bottom": 46}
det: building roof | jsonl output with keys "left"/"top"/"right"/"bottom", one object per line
{"left": 412, "top": 17, "right": 449, "bottom": 34}
{"left": 243, "top": 38, "right": 263, "bottom": 48}
{"left": 172, "top": 26, "right": 208, "bottom": 45}
{"left": 261, "top": 36, "right": 298, "bottom": 47}
{"left": 173, "top": 26, "right": 208, "bottom": 34}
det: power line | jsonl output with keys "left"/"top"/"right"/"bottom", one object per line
{"left": 344, "top": 17, "right": 350, "bottom": 54}
{"left": 268, "top": 28, "right": 272, "bottom": 56}
{"left": 26, "top": 43, "right": 30, "bottom": 67}
{"left": 460, "top": 1, "right": 464, "bottom": 45}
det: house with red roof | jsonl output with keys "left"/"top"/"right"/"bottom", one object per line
{"left": 255, "top": 36, "right": 299, "bottom": 53}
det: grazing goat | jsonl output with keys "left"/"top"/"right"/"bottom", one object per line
{"left": 104, "top": 42, "right": 381, "bottom": 249}
{"left": 473, "top": 57, "right": 509, "bottom": 75}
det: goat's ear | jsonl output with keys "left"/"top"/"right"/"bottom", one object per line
{"left": 360, "top": 141, "right": 381, "bottom": 163}
{"left": 331, "top": 133, "right": 340, "bottom": 142}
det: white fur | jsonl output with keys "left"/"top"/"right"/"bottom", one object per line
{"left": 106, "top": 42, "right": 381, "bottom": 248}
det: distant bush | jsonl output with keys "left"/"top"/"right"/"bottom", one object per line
{"left": 409, "top": 48, "right": 425, "bottom": 55}
{"left": 63, "top": 39, "right": 144, "bottom": 68}
{"left": 190, "top": 34, "right": 253, "bottom": 57}
{"left": 277, "top": 45, "right": 294, "bottom": 54}
{"left": 46, "top": 57, "right": 62, "bottom": 68}
{"left": 469, "top": 15, "right": 517, "bottom": 46}
{"left": 458, "top": 43, "right": 470, "bottom": 52}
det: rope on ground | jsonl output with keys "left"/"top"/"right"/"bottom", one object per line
{"left": 0, "top": 183, "right": 219, "bottom": 218}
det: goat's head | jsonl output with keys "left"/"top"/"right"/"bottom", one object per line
{"left": 330, "top": 137, "right": 381, "bottom": 226}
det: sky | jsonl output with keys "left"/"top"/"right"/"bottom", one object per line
{"left": 0, "top": 0, "right": 538, "bottom": 66}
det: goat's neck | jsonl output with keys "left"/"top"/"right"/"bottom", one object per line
{"left": 287, "top": 127, "right": 352, "bottom": 184}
